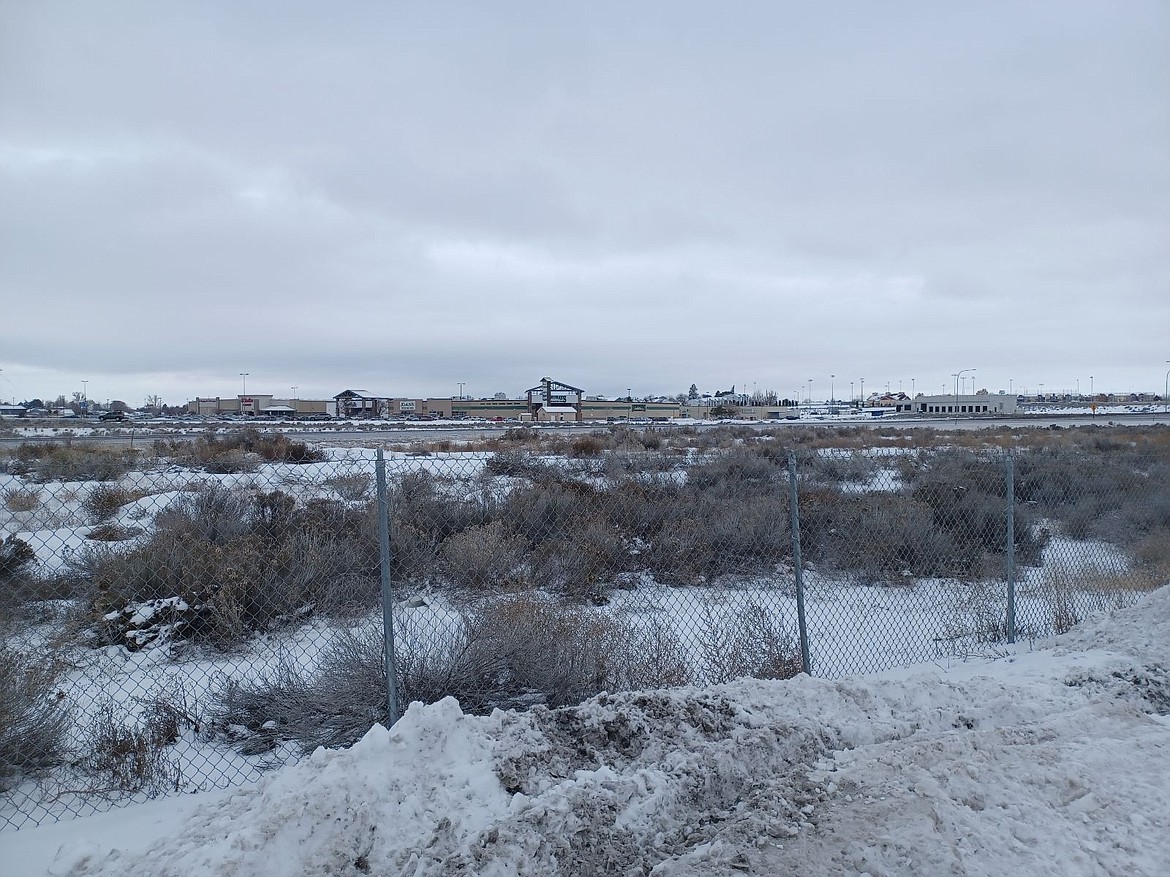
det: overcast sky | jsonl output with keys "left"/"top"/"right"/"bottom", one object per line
{"left": 2, "top": 1, "right": 1167, "bottom": 407}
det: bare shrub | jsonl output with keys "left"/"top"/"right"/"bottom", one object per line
{"left": 156, "top": 428, "right": 325, "bottom": 472}
{"left": 83, "top": 484, "right": 136, "bottom": 522}
{"left": 1036, "top": 561, "right": 1154, "bottom": 636}
{"left": 392, "top": 471, "right": 494, "bottom": 542}
{"left": 639, "top": 429, "right": 664, "bottom": 451}
{"left": 398, "top": 596, "right": 626, "bottom": 713}
{"left": 10, "top": 442, "right": 139, "bottom": 482}
{"left": 606, "top": 616, "right": 691, "bottom": 690}
{"left": 323, "top": 472, "right": 372, "bottom": 501}
{"left": 0, "top": 533, "right": 36, "bottom": 579}
{"left": 213, "top": 634, "right": 386, "bottom": 755}
{"left": 85, "top": 522, "right": 141, "bottom": 542}
{"left": 698, "top": 600, "right": 803, "bottom": 684}
{"left": 800, "top": 490, "right": 958, "bottom": 580}
{"left": 153, "top": 483, "right": 253, "bottom": 545}
{"left": 936, "top": 581, "right": 1011, "bottom": 656}
{"left": 201, "top": 449, "right": 260, "bottom": 474}
{"left": 441, "top": 520, "right": 526, "bottom": 592}
{"left": 500, "top": 478, "right": 593, "bottom": 546}
{"left": 0, "top": 646, "right": 70, "bottom": 790}
{"left": 214, "top": 596, "right": 651, "bottom": 754}
{"left": 81, "top": 699, "right": 182, "bottom": 795}
{"left": 3, "top": 485, "right": 41, "bottom": 513}
{"left": 1132, "top": 526, "right": 1170, "bottom": 573}
{"left": 485, "top": 449, "right": 548, "bottom": 478}
{"left": 74, "top": 485, "right": 381, "bottom": 649}
{"left": 648, "top": 517, "right": 716, "bottom": 585}
{"left": 528, "top": 516, "right": 629, "bottom": 602}
{"left": 568, "top": 434, "right": 606, "bottom": 457}
{"left": 500, "top": 426, "right": 538, "bottom": 444}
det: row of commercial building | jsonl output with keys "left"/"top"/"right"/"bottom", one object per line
{"left": 187, "top": 377, "right": 1021, "bottom": 421}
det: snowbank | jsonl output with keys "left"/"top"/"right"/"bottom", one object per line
{"left": 11, "top": 587, "right": 1169, "bottom": 876}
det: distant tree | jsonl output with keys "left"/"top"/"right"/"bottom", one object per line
{"left": 145, "top": 394, "right": 163, "bottom": 413}
{"left": 688, "top": 383, "right": 699, "bottom": 398}
{"left": 110, "top": 400, "right": 130, "bottom": 412}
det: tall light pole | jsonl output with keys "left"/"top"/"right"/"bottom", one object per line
{"left": 830, "top": 374, "right": 835, "bottom": 404}
{"left": 953, "top": 369, "right": 975, "bottom": 416}
{"left": 1164, "top": 362, "right": 1169, "bottom": 415}
{"left": 627, "top": 387, "right": 632, "bottom": 421}
{"left": 291, "top": 386, "right": 298, "bottom": 417}
{"left": 859, "top": 377, "right": 864, "bottom": 407}
{"left": 1090, "top": 375, "right": 1094, "bottom": 397}
{"left": 850, "top": 381, "right": 854, "bottom": 404}
{"left": 954, "top": 368, "right": 975, "bottom": 398}
{"left": 239, "top": 373, "right": 249, "bottom": 416}
{"left": 807, "top": 378, "right": 813, "bottom": 404}
{"left": 457, "top": 382, "right": 465, "bottom": 400}
{"left": 81, "top": 380, "right": 88, "bottom": 415}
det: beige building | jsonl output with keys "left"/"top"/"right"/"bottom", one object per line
{"left": 914, "top": 392, "right": 1018, "bottom": 416}
{"left": 188, "top": 395, "right": 330, "bottom": 416}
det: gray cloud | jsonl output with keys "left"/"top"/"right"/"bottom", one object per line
{"left": 1, "top": 1, "right": 1167, "bottom": 407}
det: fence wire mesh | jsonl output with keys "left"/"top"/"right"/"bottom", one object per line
{"left": 1, "top": 425, "right": 1166, "bottom": 829}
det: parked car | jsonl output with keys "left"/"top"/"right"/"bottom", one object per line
{"left": 100, "top": 411, "right": 130, "bottom": 422}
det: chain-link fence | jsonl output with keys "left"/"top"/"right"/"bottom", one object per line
{"left": 1, "top": 426, "right": 1166, "bottom": 829}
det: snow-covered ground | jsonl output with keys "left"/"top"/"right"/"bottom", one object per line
{"left": 6, "top": 585, "right": 1167, "bottom": 877}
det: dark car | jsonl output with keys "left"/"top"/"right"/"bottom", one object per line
{"left": 100, "top": 411, "right": 130, "bottom": 422}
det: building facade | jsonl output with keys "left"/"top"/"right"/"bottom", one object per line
{"left": 914, "top": 393, "right": 1018, "bottom": 416}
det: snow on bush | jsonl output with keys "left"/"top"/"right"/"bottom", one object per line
{"left": 43, "top": 585, "right": 1170, "bottom": 877}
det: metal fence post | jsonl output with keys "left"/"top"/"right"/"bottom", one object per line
{"left": 1005, "top": 451, "right": 1017, "bottom": 644}
{"left": 788, "top": 452, "right": 812, "bottom": 675}
{"left": 375, "top": 448, "right": 401, "bottom": 726}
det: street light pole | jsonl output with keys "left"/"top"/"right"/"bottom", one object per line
{"left": 291, "top": 386, "right": 298, "bottom": 418}
{"left": 830, "top": 374, "right": 835, "bottom": 404}
{"left": 953, "top": 369, "right": 975, "bottom": 416}
{"left": 81, "top": 380, "right": 88, "bottom": 415}
{"left": 239, "top": 373, "right": 249, "bottom": 416}
{"left": 807, "top": 378, "right": 813, "bottom": 404}
{"left": 859, "top": 377, "right": 864, "bottom": 408}
{"left": 457, "top": 382, "right": 465, "bottom": 401}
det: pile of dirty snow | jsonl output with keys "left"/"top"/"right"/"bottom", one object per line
{"left": 12, "top": 587, "right": 1169, "bottom": 876}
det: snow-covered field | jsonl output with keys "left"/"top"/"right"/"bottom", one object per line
{"left": 6, "top": 585, "right": 1167, "bottom": 876}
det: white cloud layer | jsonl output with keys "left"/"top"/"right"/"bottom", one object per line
{"left": 2, "top": 1, "right": 1167, "bottom": 405}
